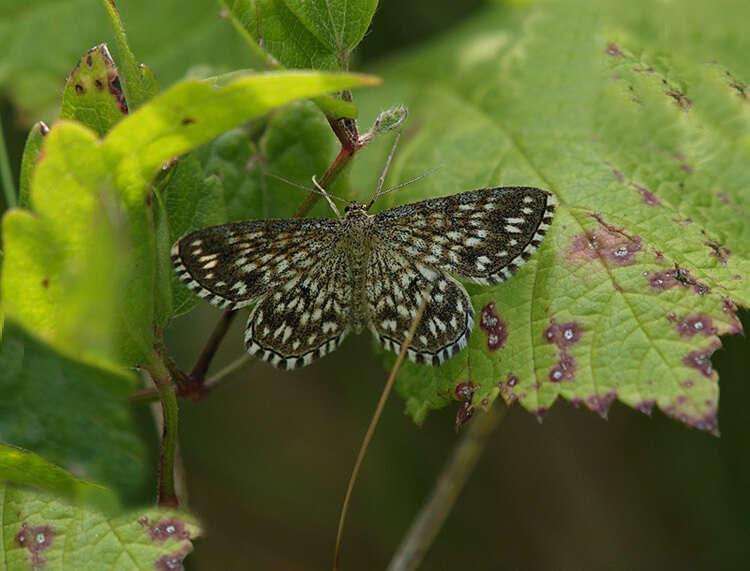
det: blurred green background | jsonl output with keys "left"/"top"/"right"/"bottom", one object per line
{"left": 2, "top": 1, "right": 749, "bottom": 569}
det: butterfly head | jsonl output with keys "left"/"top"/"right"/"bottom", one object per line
{"left": 344, "top": 201, "right": 369, "bottom": 219}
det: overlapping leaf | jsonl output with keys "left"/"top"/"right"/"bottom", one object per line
{"left": 0, "top": 483, "right": 199, "bottom": 569}
{"left": 220, "top": 0, "right": 378, "bottom": 70}
{"left": 349, "top": 0, "right": 749, "bottom": 431}
{"left": 0, "top": 324, "right": 152, "bottom": 505}
{"left": 0, "top": 0, "right": 258, "bottom": 121}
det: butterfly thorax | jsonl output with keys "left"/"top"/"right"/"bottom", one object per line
{"left": 339, "top": 203, "right": 376, "bottom": 333}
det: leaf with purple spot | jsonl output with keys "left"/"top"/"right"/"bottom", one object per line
{"left": 351, "top": 0, "right": 750, "bottom": 434}
{"left": 2, "top": 483, "right": 200, "bottom": 570}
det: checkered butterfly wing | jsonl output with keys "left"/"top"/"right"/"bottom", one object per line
{"left": 365, "top": 248, "right": 475, "bottom": 366}
{"left": 172, "top": 218, "right": 340, "bottom": 310}
{"left": 173, "top": 218, "right": 352, "bottom": 370}
{"left": 373, "top": 187, "right": 556, "bottom": 284}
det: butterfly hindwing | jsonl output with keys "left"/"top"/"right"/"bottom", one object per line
{"left": 366, "top": 248, "right": 474, "bottom": 366}
{"left": 244, "top": 254, "right": 351, "bottom": 370}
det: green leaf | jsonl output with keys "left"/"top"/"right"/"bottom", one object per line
{"left": 0, "top": 323, "right": 151, "bottom": 505}
{"left": 102, "top": 0, "right": 159, "bottom": 110}
{"left": 282, "top": 0, "right": 379, "bottom": 58}
{"left": 193, "top": 127, "right": 259, "bottom": 223}
{"left": 350, "top": 0, "right": 749, "bottom": 432}
{"left": 18, "top": 122, "right": 49, "bottom": 209}
{"left": 221, "top": 0, "right": 338, "bottom": 69}
{"left": 103, "top": 70, "right": 379, "bottom": 205}
{"left": 0, "top": 483, "right": 200, "bottom": 569}
{"left": 60, "top": 44, "right": 128, "bottom": 137}
{"left": 1, "top": 122, "right": 129, "bottom": 367}
{"left": 0, "top": 0, "right": 260, "bottom": 122}
{"left": 0, "top": 445, "right": 119, "bottom": 514}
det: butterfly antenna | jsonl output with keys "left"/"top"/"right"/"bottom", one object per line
{"left": 379, "top": 166, "right": 442, "bottom": 196}
{"left": 265, "top": 172, "right": 348, "bottom": 204}
{"left": 366, "top": 132, "right": 401, "bottom": 210}
{"left": 312, "top": 175, "right": 344, "bottom": 219}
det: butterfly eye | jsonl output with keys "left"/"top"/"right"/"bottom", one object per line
{"left": 344, "top": 204, "right": 352, "bottom": 213}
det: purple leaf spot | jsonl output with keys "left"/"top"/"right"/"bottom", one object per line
{"left": 155, "top": 546, "right": 191, "bottom": 571}
{"left": 549, "top": 352, "right": 576, "bottom": 383}
{"left": 605, "top": 43, "right": 623, "bottom": 56}
{"left": 455, "top": 402, "right": 474, "bottom": 429}
{"left": 454, "top": 381, "right": 478, "bottom": 400}
{"left": 479, "top": 302, "right": 507, "bottom": 351}
{"left": 15, "top": 524, "right": 54, "bottom": 567}
{"left": 704, "top": 240, "right": 732, "bottom": 266}
{"left": 606, "top": 235, "right": 642, "bottom": 265}
{"left": 587, "top": 392, "right": 616, "bottom": 418}
{"left": 566, "top": 230, "right": 642, "bottom": 267}
{"left": 663, "top": 404, "right": 719, "bottom": 436}
{"left": 544, "top": 320, "right": 582, "bottom": 349}
{"left": 683, "top": 343, "right": 720, "bottom": 378}
{"left": 631, "top": 183, "right": 661, "bottom": 206}
{"left": 566, "top": 234, "right": 599, "bottom": 264}
{"left": 721, "top": 298, "right": 744, "bottom": 334}
{"left": 674, "top": 314, "right": 716, "bottom": 338}
{"left": 636, "top": 400, "right": 655, "bottom": 415}
{"left": 532, "top": 407, "right": 547, "bottom": 421}
{"left": 649, "top": 271, "right": 681, "bottom": 290}
{"left": 650, "top": 267, "right": 709, "bottom": 295}
{"left": 145, "top": 518, "right": 190, "bottom": 543}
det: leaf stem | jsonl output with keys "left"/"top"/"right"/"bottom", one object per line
{"left": 0, "top": 112, "right": 17, "bottom": 209}
{"left": 145, "top": 358, "right": 180, "bottom": 507}
{"left": 385, "top": 403, "right": 508, "bottom": 571}
{"left": 189, "top": 309, "right": 238, "bottom": 383}
{"left": 205, "top": 353, "right": 254, "bottom": 388}
{"left": 333, "top": 290, "right": 432, "bottom": 571}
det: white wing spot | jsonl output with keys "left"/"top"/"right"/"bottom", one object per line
{"left": 282, "top": 326, "right": 293, "bottom": 342}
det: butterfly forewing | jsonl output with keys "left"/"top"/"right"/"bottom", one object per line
{"left": 244, "top": 253, "right": 351, "bottom": 370}
{"left": 366, "top": 249, "right": 474, "bottom": 365}
{"left": 374, "top": 187, "right": 556, "bottom": 284}
{"left": 172, "top": 218, "right": 340, "bottom": 310}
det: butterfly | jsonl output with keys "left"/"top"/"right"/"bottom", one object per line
{"left": 172, "top": 180, "right": 556, "bottom": 370}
